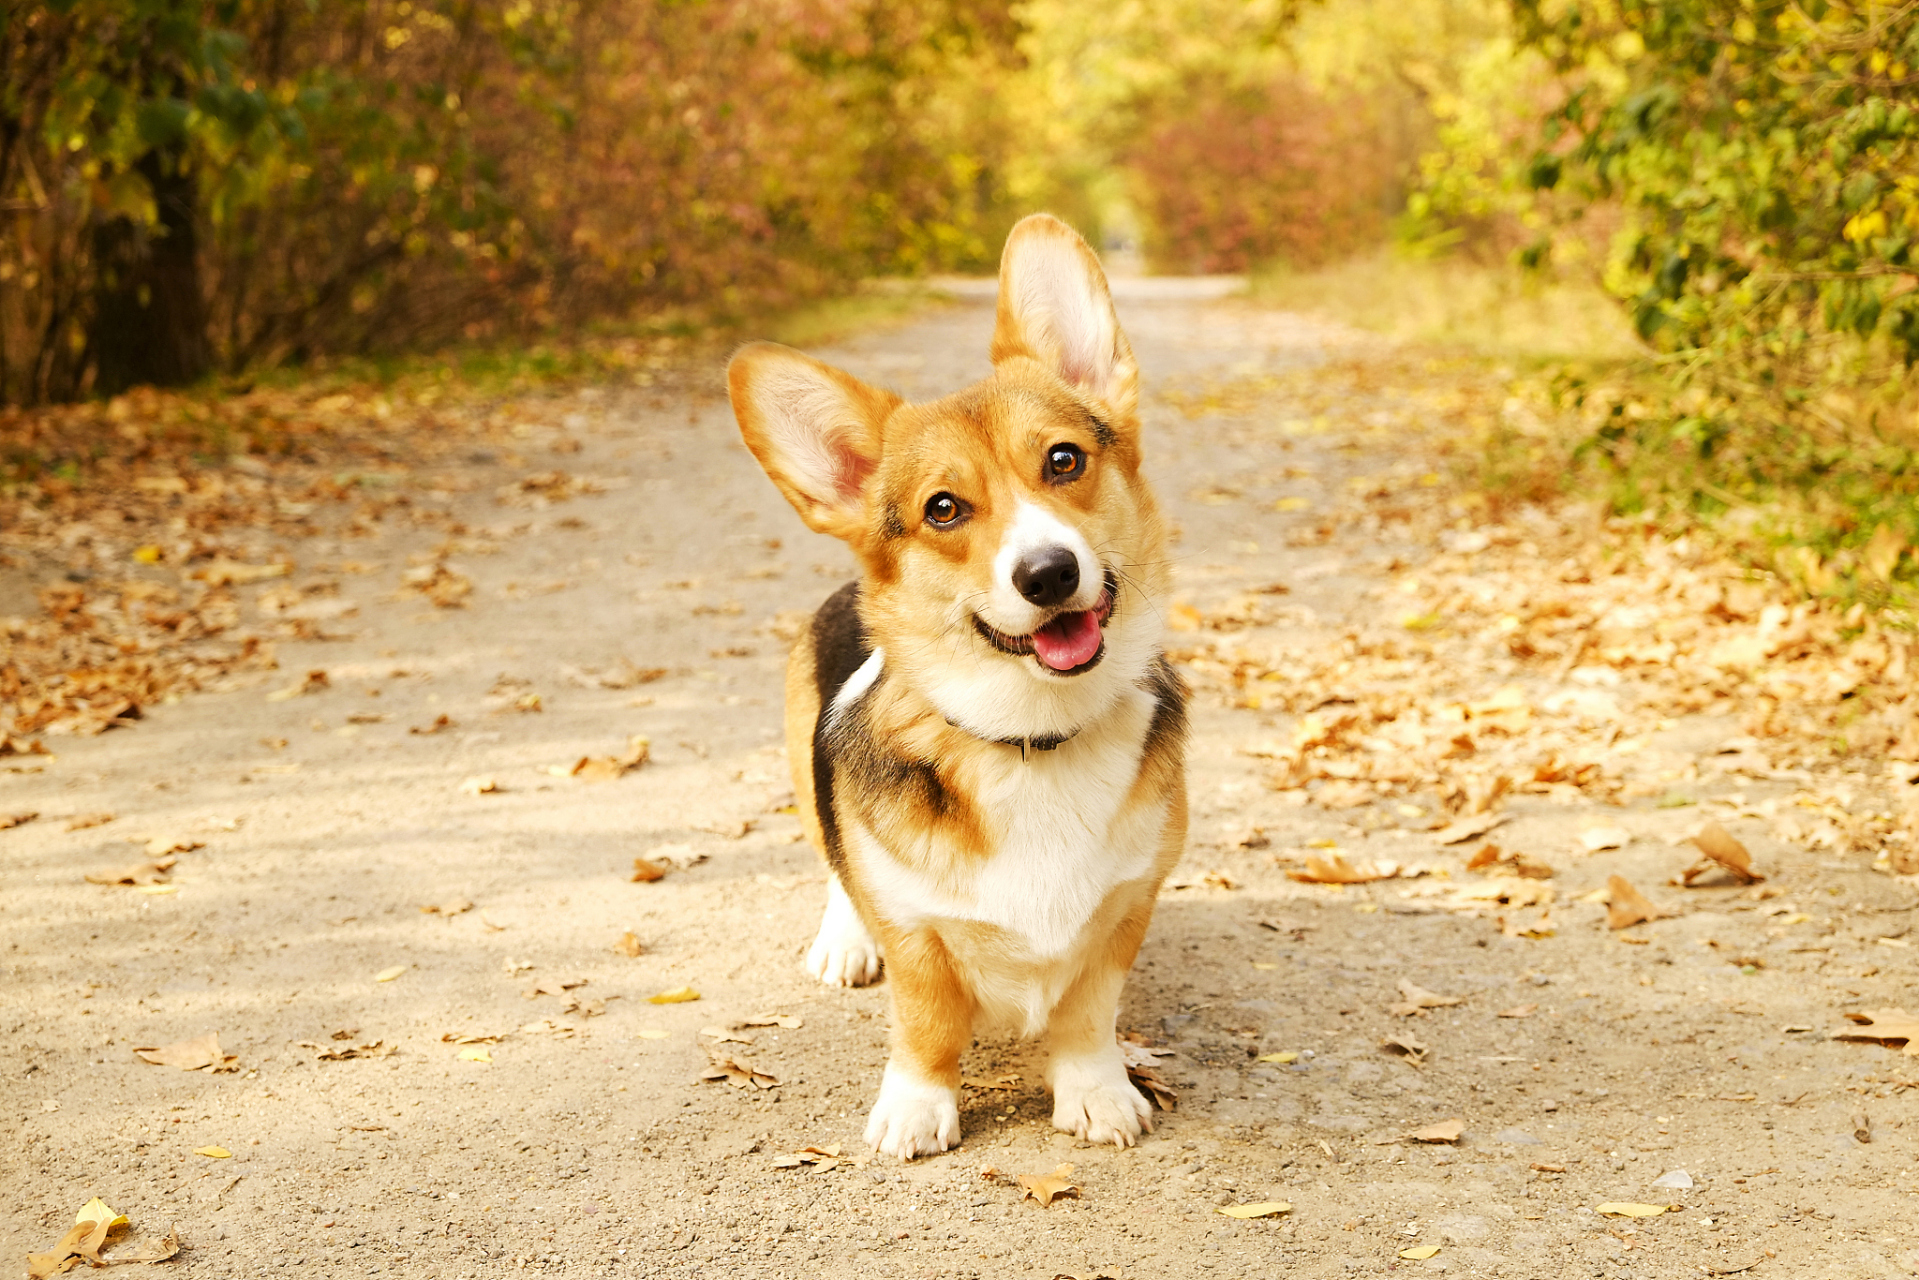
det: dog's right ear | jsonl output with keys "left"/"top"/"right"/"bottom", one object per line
{"left": 728, "top": 342, "right": 898, "bottom": 543}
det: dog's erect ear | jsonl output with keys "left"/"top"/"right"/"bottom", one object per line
{"left": 728, "top": 342, "right": 898, "bottom": 542}
{"left": 990, "top": 214, "right": 1138, "bottom": 421}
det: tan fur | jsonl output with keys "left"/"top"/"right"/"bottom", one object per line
{"left": 733, "top": 214, "right": 1185, "bottom": 1158}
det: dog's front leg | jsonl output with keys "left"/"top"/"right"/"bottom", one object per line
{"left": 1045, "top": 901, "right": 1154, "bottom": 1147}
{"left": 864, "top": 928, "right": 972, "bottom": 1160}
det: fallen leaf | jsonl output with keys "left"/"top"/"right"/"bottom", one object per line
{"left": 1399, "top": 1245, "right": 1442, "bottom": 1260}
{"left": 1410, "top": 1118, "right": 1463, "bottom": 1143}
{"left": 134, "top": 1032, "right": 239, "bottom": 1072}
{"left": 26, "top": 1198, "right": 126, "bottom": 1278}
{"left": 611, "top": 931, "right": 645, "bottom": 957}
{"left": 1606, "top": 875, "right": 1676, "bottom": 930}
{"left": 1287, "top": 852, "right": 1398, "bottom": 884}
{"left": 194, "top": 1146, "right": 231, "bottom": 1158}
{"left": 459, "top": 775, "right": 501, "bottom": 796}
{"left": 739, "top": 1013, "right": 802, "bottom": 1029}
{"left": 419, "top": 898, "right": 472, "bottom": 917}
{"left": 1681, "top": 822, "right": 1763, "bottom": 885}
{"left": 440, "top": 1032, "right": 503, "bottom": 1045}
{"left": 1498, "top": 1003, "right": 1538, "bottom": 1019}
{"left": 194, "top": 558, "right": 290, "bottom": 586}
{"left": 1216, "top": 1202, "right": 1292, "bottom": 1219}
{"left": 266, "top": 668, "right": 330, "bottom": 701}
{"left": 1119, "top": 1039, "right": 1179, "bottom": 1108}
{"left": 962, "top": 1073, "right": 1022, "bottom": 1090}
{"left": 458, "top": 1047, "right": 493, "bottom": 1063}
{"left": 645, "top": 842, "right": 708, "bottom": 870}
{"left": 64, "top": 812, "right": 114, "bottom": 831}
{"left": 1530, "top": 1162, "right": 1566, "bottom": 1173}
{"left": 1434, "top": 812, "right": 1509, "bottom": 845}
{"left": 300, "top": 1038, "right": 395, "bottom": 1061}
{"left": 86, "top": 857, "right": 175, "bottom": 886}
{"left": 1, "top": 810, "right": 38, "bottom": 829}
{"left": 648, "top": 986, "right": 700, "bottom": 1005}
{"left": 1018, "top": 1163, "right": 1079, "bottom": 1207}
{"left": 409, "top": 714, "right": 454, "bottom": 735}
{"left": 401, "top": 560, "right": 472, "bottom": 608}
{"left": 701, "top": 1054, "right": 779, "bottom": 1089}
{"left": 1256, "top": 1051, "right": 1299, "bottom": 1064}
{"left": 1391, "top": 979, "right": 1464, "bottom": 1017}
{"left": 771, "top": 1145, "right": 843, "bottom": 1169}
{"left": 1380, "top": 1033, "right": 1428, "bottom": 1066}
{"left": 1465, "top": 843, "right": 1554, "bottom": 879}
{"left": 1703, "top": 1256, "right": 1765, "bottom": 1276}
{"left": 630, "top": 857, "right": 667, "bottom": 883}
{"left": 567, "top": 735, "right": 651, "bottom": 782}
{"left": 519, "top": 1018, "right": 577, "bottom": 1038}
{"left": 1652, "top": 1169, "right": 1694, "bottom": 1189}
{"left": 1580, "top": 826, "right": 1633, "bottom": 852}
{"left": 1831, "top": 1008, "right": 1919, "bottom": 1057}
{"left": 701, "top": 1026, "right": 754, "bottom": 1045}
{"left": 523, "top": 976, "right": 587, "bottom": 998}
{"left": 1595, "top": 1203, "right": 1670, "bottom": 1218}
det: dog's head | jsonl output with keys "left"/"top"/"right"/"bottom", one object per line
{"left": 728, "top": 214, "right": 1167, "bottom": 739}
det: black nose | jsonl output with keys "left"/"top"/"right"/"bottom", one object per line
{"left": 1012, "top": 547, "right": 1081, "bottom": 607}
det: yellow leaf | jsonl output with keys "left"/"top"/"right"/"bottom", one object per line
{"left": 375, "top": 965, "right": 407, "bottom": 983}
{"left": 648, "top": 986, "right": 700, "bottom": 1004}
{"left": 194, "top": 1146, "right": 232, "bottom": 1158}
{"left": 457, "top": 1047, "right": 492, "bottom": 1063}
{"left": 1596, "top": 1202, "right": 1669, "bottom": 1217}
{"left": 132, "top": 544, "right": 162, "bottom": 564}
{"left": 1400, "top": 1244, "right": 1441, "bottom": 1260}
{"left": 1273, "top": 496, "right": 1311, "bottom": 511}
{"left": 1256, "top": 1052, "right": 1298, "bottom": 1064}
{"left": 1216, "top": 1202, "right": 1291, "bottom": 1218}
{"left": 75, "top": 1198, "right": 126, "bottom": 1230}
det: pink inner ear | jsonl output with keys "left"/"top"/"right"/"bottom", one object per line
{"left": 833, "top": 444, "right": 873, "bottom": 502}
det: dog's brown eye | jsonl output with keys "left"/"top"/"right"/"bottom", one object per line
{"left": 924, "top": 493, "right": 968, "bottom": 528}
{"left": 1046, "top": 444, "right": 1086, "bottom": 482}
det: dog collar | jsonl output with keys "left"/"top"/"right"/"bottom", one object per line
{"left": 945, "top": 718, "right": 1078, "bottom": 761}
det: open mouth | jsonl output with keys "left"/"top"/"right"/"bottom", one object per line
{"left": 972, "top": 570, "right": 1118, "bottom": 675}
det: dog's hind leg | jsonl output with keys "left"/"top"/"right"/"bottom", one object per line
{"left": 806, "top": 875, "right": 882, "bottom": 987}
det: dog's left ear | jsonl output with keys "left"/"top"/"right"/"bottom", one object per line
{"left": 990, "top": 214, "right": 1138, "bottom": 422}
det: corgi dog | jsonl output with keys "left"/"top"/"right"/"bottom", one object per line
{"left": 726, "top": 214, "right": 1186, "bottom": 1159}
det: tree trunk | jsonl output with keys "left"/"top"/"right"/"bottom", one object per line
{"left": 88, "top": 146, "right": 209, "bottom": 394}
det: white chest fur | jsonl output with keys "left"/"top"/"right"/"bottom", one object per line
{"left": 848, "top": 683, "right": 1164, "bottom": 961}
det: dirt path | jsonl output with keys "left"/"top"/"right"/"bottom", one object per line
{"left": 6, "top": 282, "right": 1918, "bottom": 1280}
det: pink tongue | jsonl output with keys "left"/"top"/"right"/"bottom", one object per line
{"left": 1031, "top": 609, "right": 1102, "bottom": 671}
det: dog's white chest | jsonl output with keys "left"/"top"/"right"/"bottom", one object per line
{"left": 853, "top": 689, "right": 1162, "bottom": 957}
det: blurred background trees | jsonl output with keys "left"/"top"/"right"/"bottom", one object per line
{"left": 4, "top": 0, "right": 1916, "bottom": 538}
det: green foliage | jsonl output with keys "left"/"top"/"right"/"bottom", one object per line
{"left": 1, "top": 0, "right": 1025, "bottom": 404}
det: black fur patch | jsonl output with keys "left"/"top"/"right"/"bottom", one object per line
{"left": 1140, "top": 655, "right": 1189, "bottom": 760}
{"left": 882, "top": 505, "right": 907, "bottom": 539}
{"left": 1088, "top": 412, "right": 1119, "bottom": 449}
{"left": 809, "top": 582, "right": 870, "bottom": 876}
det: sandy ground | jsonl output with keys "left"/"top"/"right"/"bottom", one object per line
{"left": 5, "top": 282, "right": 1919, "bottom": 1280}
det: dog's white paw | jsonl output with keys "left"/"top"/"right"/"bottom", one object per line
{"left": 863, "top": 1063, "right": 961, "bottom": 1160}
{"left": 806, "top": 879, "right": 882, "bottom": 987}
{"left": 1050, "top": 1051, "right": 1152, "bottom": 1147}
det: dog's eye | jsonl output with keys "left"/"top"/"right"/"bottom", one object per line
{"left": 1046, "top": 444, "right": 1086, "bottom": 482}
{"left": 923, "top": 493, "right": 968, "bottom": 528}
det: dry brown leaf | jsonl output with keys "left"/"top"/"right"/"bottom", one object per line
{"left": 1498, "top": 1003, "right": 1538, "bottom": 1019}
{"left": 1434, "top": 812, "right": 1509, "bottom": 845}
{"left": 739, "top": 1013, "right": 802, "bottom": 1029}
{"left": 611, "top": 931, "right": 644, "bottom": 957}
{"left": 300, "top": 1038, "right": 395, "bottom": 1061}
{"left": 401, "top": 561, "right": 472, "bottom": 607}
{"left": 419, "top": 898, "right": 473, "bottom": 917}
{"left": 142, "top": 835, "right": 202, "bottom": 856}
{"left": 700, "top": 1026, "right": 754, "bottom": 1045}
{"left": 1831, "top": 1008, "right": 1919, "bottom": 1057}
{"left": 701, "top": 1054, "right": 779, "bottom": 1090}
{"left": 440, "top": 1032, "right": 504, "bottom": 1045}
{"left": 1, "top": 810, "right": 39, "bottom": 830}
{"left": 86, "top": 857, "right": 175, "bottom": 886}
{"left": 1390, "top": 979, "right": 1464, "bottom": 1017}
{"left": 568, "top": 735, "right": 650, "bottom": 782}
{"left": 1680, "top": 822, "right": 1763, "bottom": 885}
{"left": 962, "top": 1073, "right": 1022, "bottom": 1091}
{"left": 1287, "top": 852, "right": 1396, "bottom": 884}
{"left": 1120, "top": 1040, "right": 1178, "bottom": 1109}
{"left": 1410, "top": 1117, "right": 1463, "bottom": 1143}
{"left": 64, "top": 812, "right": 114, "bottom": 831}
{"left": 459, "top": 775, "right": 501, "bottom": 796}
{"left": 1018, "top": 1163, "right": 1080, "bottom": 1207}
{"left": 630, "top": 856, "right": 667, "bottom": 882}
{"left": 134, "top": 1032, "right": 239, "bottom": 1072}
{"left": 1606, "top": 875, "right": 1676, "bottom": 929}
{"left": 524, "top": 976, "right": 587, "bottom": 998}
{"left": 266, "top": 668, "right": 330, "bottom": 702}
{"left": 1466, "top": 843, "right": 1553, "bottom": 879}
{"left": 518, "top": 1018, "right": 577, "bottom": 1038}
{"left": 1379, "top": 1032, "right": 1428, "bottom": 1066}
{"left": 1580, "top": 826, "right": 1633, "bottom": 852}
{"left": 409, "top": 714, "right": 454, "bottom": 735}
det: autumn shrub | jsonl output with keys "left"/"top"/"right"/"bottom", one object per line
{"left": 0, "top": 0, "right": 1021, "bottom": 405}
{"left": 1121, "top": 75, "right": 1392, "bottom": 274}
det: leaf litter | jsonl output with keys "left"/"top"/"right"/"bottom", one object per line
{"left": 133, "top": 1033, "right": 239, "bottom": 1072}
{"left": 1017, "top": 1164, "right": 1079, "bottom": 1207}
{"left": 26, "top": 1196, "right": 178, "bottom": 1277}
